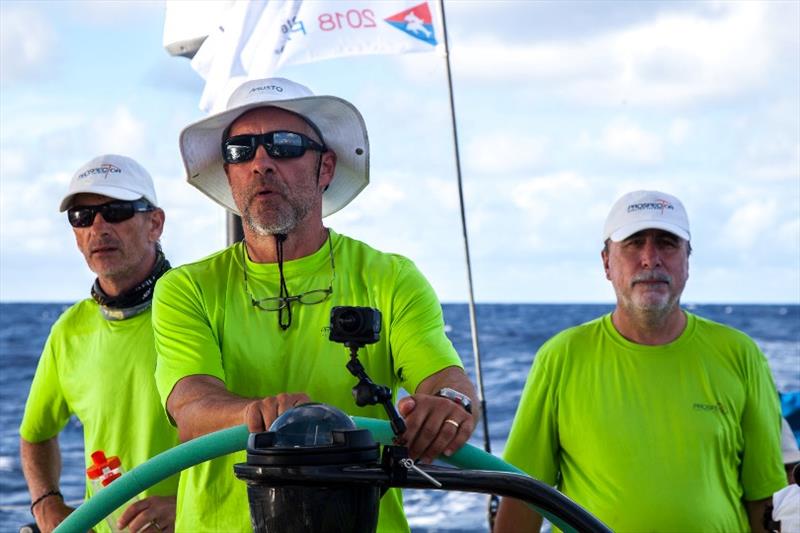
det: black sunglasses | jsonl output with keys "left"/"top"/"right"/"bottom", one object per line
{"left": 67, "top": 199, "right": 155, "bottom": 228}
{"left": 222, "top": 131, "right": 326, "bottom": 164}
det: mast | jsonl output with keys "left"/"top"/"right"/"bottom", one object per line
{"left": 437, "top": 0, "right": 490, "bottom": 453}
{"left": 438, "top": 0, "right": 496, "bottom": 524}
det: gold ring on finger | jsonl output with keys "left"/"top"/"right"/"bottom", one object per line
{"left": 444, "top": 418, "right": 460, "bottom": 429}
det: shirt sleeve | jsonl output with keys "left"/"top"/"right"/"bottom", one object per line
{"left": 19, "top": 332, "right": 72, "bottom": 442}
{"left": 502, "top": 340, "right": 560, "bottom": 486}
{"left": 152, "top": 267, "right": 226, "bottom": 419}
{"left": 739, "top": 339, "right": 786, "bottom": 500}
{"left": 388, "top": 257, "right": 463, "bottom": 393}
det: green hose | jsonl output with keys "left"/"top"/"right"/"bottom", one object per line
{"left": 355, "top": 416, "right": 524, "bottom": 475}
{"left": 54, "top": 424, "right": 249, "bottom": 533}
{"left": 54, "top": 418, "right": 564, "bottom": 533}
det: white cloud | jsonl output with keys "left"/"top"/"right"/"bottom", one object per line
{"left": 357, "top": 181, "right": 407, "bottom": 215}
{"left": 608, "top": 2, "right": 770, "bottom": 96}
{"left": 464, "top": 132, "right": 548, "bottom": 174}
{"left": 720, "top": 197, "right": 778, "bottom": 250}
{"left": 688, "top": 264, "right": 800, "bottom": 304}
{"left": 425, "top": 178, "right": 459, "bottom": 211}
{"left": 0, "top": 148, "right": 26, "bottom": 176}
{"left": 331, "top": 177, "right": 408, "bottom": 225}
{"left": 69, "top": 0, "right": 162, "bottom": 25}
{"left": 739, "top": 138, "right": 800, "bottom": 183}
{"left": 87, "top": 106, "right": 147, "bottom": 156}
{"left": 0, "top": 169, "right": 71, "bottom": 255}
{"left": 477, "top": 260, "right": 613, "bottom": 303}
{"left": 668, "top": 118, "right": 691, "bottom": 145}
{"left": 0, "top": 103, "right": 86, "bottom": 141}
{"left": 452, "top": 38, "right": 603, "bottom": 83}
{"left": 509, "top": 171, "right": 591, "bottom": 247}
{"left": 0, "top": 6, "right": 56, "bottom": 82}
{"left": 511, "top": 172, "right": 589, "bottom": 209}
{"left": 452, "top": 2, "right": 778, "bottom": 106}
{"left": 778, "top": 216, "right": 800, "bottom": 248}
{"left": 579, "top": 117, "right": 663, "bottom": 164}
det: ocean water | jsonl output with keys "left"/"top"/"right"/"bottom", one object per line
{"left": 1, "top": 303, "right": 798, "bottom": 532}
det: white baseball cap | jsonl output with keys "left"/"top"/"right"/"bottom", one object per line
{"left": 603, "top": 190, "right": 690, "bottom": 242}
{"left": 59, "top": 154, "right": 158, "bottom": 212}
{"left": 782, "top": 417, "right": 800, "bottom": 465}
{"left": 179, "top": 77, "right": 369, "bottom": 218}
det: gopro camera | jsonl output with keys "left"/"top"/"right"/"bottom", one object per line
{"left": 329, "top": 306, "right": 381, "bottom": 347}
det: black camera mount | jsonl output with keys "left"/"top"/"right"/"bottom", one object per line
{"left": 344, "top": 345, "right": 406, "bottom": 436}
{"left": 329, "top": 307, "right": 407, "bottom": 436}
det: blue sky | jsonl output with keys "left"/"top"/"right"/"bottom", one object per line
{"left": 1, "top": 0, "right": 798, "bottom": 303}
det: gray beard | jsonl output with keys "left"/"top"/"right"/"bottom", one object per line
{"left": 621, "top": 293, "right": 680, "bottom": 327}
{"left": 242, "top": 202, "right": 309, "bottom": 236}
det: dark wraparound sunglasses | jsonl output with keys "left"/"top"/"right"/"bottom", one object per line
{"left": 68, "top": 199, "right": 155, "bottom": 228}
{"left": 222, "top": 131, "right": 326, "bottom": 164}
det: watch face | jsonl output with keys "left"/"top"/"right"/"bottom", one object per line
{"left": 438, "top": 388, "right": 472, "bottom": 413}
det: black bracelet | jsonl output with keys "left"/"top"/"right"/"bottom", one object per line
{"left": 30, "top": 489, "right": 62, "bottom": 514}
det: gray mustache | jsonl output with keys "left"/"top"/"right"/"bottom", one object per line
{"left": 90, "top": 239, "right": 119, "bottom": 249}
{"left": 632, "top": 272, "right": 671, "bottom": 284}
{"left": 251, "top": 175, "right": 288, "bottom": 196}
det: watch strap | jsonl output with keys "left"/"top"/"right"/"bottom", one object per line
{"left": 436, "top": 387, "right": 473, "bottom": 414}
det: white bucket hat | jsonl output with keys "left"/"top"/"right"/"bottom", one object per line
{"left": 179, "top": 77, "right": 369, "bottom": 218}
{"left": 59, "top": 154, "right": 158, "bottom": 212}
{"left": 603, "top": 190, "right": 690, "bottom": 242}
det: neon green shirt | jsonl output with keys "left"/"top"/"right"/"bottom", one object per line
{"left": 20, "top": 300, "right": 180, "bottom": 532}
{"left": 503, "top": 312, "right": 785, "bottom": 533}
{"left": 153, "top": 230, "right": 462, "bottom": 533}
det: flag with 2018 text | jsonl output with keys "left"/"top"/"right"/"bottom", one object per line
{"left": 183, "top": 0, "right": 444, "bottom": 112}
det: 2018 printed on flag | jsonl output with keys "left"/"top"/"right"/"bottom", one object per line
{"left": 191, "top": 0, "right": 444, "bottom": 112}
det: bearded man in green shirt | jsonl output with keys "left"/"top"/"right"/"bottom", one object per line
{"left": 495, "top": 190, "right": 785, "bottom": 533}
{"left": 152, "top": 77, "right": 477, "bottom": 532}
{"left": 20, "top": 154, "right": 179, "bottom": 533}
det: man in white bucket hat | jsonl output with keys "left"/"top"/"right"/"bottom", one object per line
{"left": 152, "top": 78, "right": 476, "bottom": 532}
{"left": 497, "top": 190, "right": 785, "bottom": 532}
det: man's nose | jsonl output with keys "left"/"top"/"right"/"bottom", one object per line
{"left": 90, "top": 211, "right": 112, "bottom": 232}
{"left": 640, "top": 239, "right": 662, "bottom": 268}
{"left": 251, "top": 144, "right": 277, "bottom": 174}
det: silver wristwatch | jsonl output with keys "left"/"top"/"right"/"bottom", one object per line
{"left": 436, "top": 387, "right": 473, "bottom": 414}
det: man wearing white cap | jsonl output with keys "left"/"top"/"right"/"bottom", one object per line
{"left": 19, "top": 155, "right": 179, "bottom": 532}
{"left": 152, "top": 78, "right": 476, "bottom": 532}
{"left": 496, "top": 190, "right": 785, "bottom": 532}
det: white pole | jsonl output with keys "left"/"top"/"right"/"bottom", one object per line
{"left": 437, "top": 0, "right": 490, "bottom": 454}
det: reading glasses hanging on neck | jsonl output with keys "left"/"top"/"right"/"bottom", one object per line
{"left": 242, "top": 236, "right": 335, "bottom": 312}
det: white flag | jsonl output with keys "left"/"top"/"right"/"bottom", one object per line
{"left": 182, "top": 0, "right": 444, "bottom": 112}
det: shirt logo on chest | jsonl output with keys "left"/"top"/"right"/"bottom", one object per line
{"left": 693, "top": 402, "right": 727, "bottom": 415}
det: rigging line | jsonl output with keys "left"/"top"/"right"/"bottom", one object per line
{"left": 438, "top": 0, "right": 491, "bottom": 455}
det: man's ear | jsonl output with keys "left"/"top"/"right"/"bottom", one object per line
{"left": 601, "top": 249, "right": 611, "bottom": 281}
{"left": 149, "top": 208, "right": 166, "bottom": 242}
{"left": 319, "top": 151, "right": 336, "bottom": 191}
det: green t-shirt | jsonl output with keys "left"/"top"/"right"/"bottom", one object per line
{"left": 20, "top": 300, "right": 180, "bottom": 532}
{"left": 153, "top": 230, "right": 462, "bottom": 533}
{"left": 503, "top": 312, "right": 785, "bottom": 533}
